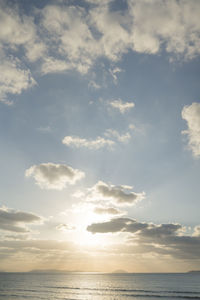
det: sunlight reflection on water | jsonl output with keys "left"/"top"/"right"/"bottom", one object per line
{"left": 0, "top": 272, "right": 200, "bottom": 300}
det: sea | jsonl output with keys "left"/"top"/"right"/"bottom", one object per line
{"left": 0, "top": 272, "right": 200, "bottom": 300}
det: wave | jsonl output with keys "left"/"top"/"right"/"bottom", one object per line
{"left": 6, "top": 285, "right": 200, "bottom": 299}
{"left": 45, "top": 285, "right": 200, "bottom": 295}
{"left": 2, "top": 288, "right": 200, "bottom": 300}
{"left": 126, "top": 295, "right": 200, "bottom": 299}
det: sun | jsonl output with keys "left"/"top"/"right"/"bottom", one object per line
{"left": 75, "top": 229, "right": 108, "bottom": 247}
{"left": 62, "top": 208, "right": 111, "bottom": 247}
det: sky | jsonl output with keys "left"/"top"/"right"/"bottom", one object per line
{"left": 0, "top": 0, "right": 200, "bottom": 273}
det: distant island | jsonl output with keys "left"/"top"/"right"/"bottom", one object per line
{"left": 187, "top": 270, "right": 200, "bottom": 274}
{"left": 29, "top": 269, "right": 130, "bottom": 274}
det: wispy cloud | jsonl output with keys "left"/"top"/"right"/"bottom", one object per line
{"left": 56, "top": 224, "right": 76, "bottom": 231}
{"left": 62, "top": 136, "right": 115, "bottom": 150}
{"left": 88, "top": 80, "right": 101, "bottom": 90}
{"left": 109, "top": 99, "right": 135, "bottom": 114}
{"left": 109, "top": 67, "right": 123, "bottom": 84}
{"left": 63, "top": 125, "right": 134, "bottom": 151}
{"left": 37, "top": 126, "right": 52, "bottom": 133}
{"left": 104, "top": 129, "right": 131, "bottom": 143}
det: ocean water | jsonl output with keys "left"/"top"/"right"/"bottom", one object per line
{"left": 0, "top": 272, "right": 200, "bottom": 300}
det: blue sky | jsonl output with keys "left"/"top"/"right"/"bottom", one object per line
{"left": 0, "top": 0, "right": 200, "bottom": 272}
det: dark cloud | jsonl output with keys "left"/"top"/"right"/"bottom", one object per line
{"left": 87, "top": 217, "right": 147, "bottom": 233}
{"left": 141, "top": 223, "right": 182, "bottom": 238}
{"left": 87, "top": 217, "right": 200, "bottom": 260}
{"left": 93, "top": 181, "right": 145, "bottom": 205}
{"left": 87, "top": 217, "right": 182, "bottom": 236}
{"left": 0, "top": 207, "right": 41, "bottom": 233}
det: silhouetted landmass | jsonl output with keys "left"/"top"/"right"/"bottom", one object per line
{"left": 187, "top": 270, "right": 200, "bottom": 274}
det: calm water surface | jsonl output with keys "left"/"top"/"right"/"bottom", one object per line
{"left": 0, "top": 272, "right": 200, "bottom": 300}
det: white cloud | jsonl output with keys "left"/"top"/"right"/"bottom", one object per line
{"left": 62, "top": 136, "right": 115, "bottom": 150}
{"left": 0, "top": 5, "right": 36, "bottom": 48}
{"left": 38, "top": 3, "right": 131, "bottom": 74}
{"left": 1, "top": 0, "right": 200, "bottom": 86}
{"left": 0, "top": 3, "right": 41, "bottom": 104}
{"left": 89, "top": 4, "right": 130, "bottom": 61}
{"left": 193, "top": 226, "right": 200, "bottom": 237}
{"left": 109, "top": 99, "right": 135, "bottom": 113}
{"left": 89, "top": 0, "right": 200, "bottom": 61}
{"left": 0, "top": 3, "right": 43, "bottom": 104}
{"left": 40, "top": 5, "right": 98, "bottom": 74}
{"left": 25, "top": 163, "right": 85, "bottom": 190}
{"left": 182, "top": 102, "right": 200, "bottom": 157}
{"left": 0, "top": 3, "right": 45, "bottom": 62}
{"left": 0, "top": 56, "right": 36, "bottom": 104}
{"left": 1, "top": 0, "right": 200, "bottom": 105}
{"left": 88, "top": 181, "right": 145, "bottom": 206}
{"left": 128, "top": 0, "right": 200, "bottom": 59}
{"left": 25, "top": 42, "right": 46, "bottom": 63}
{"left": 41, "top": 57, "right": 72, "bottom": 75}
